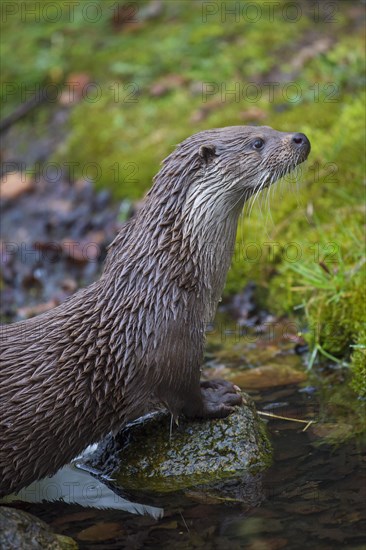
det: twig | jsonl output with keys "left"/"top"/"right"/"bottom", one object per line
{"left": 0, "top": 88, "right": 49, "bottom": 133}
{"left": 180, "top": 512, "right": 190, "bottom": 533}
{"left": 258, "top": 410, "right": 316, "bottom": 431}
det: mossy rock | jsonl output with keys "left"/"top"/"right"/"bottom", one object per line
{"left": 0, "top": 507, "right": 77, "bottom": 550}
{"left": 84, "top": 394, "right": 271, "bottom": 497}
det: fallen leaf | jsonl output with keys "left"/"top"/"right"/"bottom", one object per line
{"left": 52, "top": 510, "right": 97, "bottom": 526}
{"left": 290, "top": 38, "right": 332, "bottom": 71}
{"left": 60, "top": 278, "right": 78, "bottom": 293}
{"left": 61, "top": 238, "right": 101, "bottom": 263}
{"left": 149, "top": 74, "right": 187, "bottom": 97}
{"left": 18, "top": 299, "right": 59, "bottom": 319}
{"left": 77, "top": 522, "right": 123, "bottom": 542}
{"left": 59, "top": 72, "right": 92, "bottom": 105}
{"left": 0, "top": 172, "right": 33, "bottom": 200}
{"left": 249, "top": 537, "right": 289, "bottom": 550}
{"left": 190, "top": 99, "right": 224, "bottom": 123}
{"left": 240, "top": 108, "right": 267, "bottom": 122}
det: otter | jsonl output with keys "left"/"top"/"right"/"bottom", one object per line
{"left": 0, "top": 126, "right": 310, "bottom": 496}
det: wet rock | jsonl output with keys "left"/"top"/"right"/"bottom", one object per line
{"left": 83, "top": 394, "right": 272, "bottom": 500}
{"left": 0, "top": 507, "right": 77, "bottom": 550}
{"left": 233, "top": 365, "right": 307, "bottom": 390}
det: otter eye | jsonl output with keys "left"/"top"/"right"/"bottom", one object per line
{"left": 253, "top": 138, "right": 265, "bottom": 150}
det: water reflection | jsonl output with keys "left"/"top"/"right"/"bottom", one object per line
{"left": 1, "top": 463, "right": 163, "bottom": 520}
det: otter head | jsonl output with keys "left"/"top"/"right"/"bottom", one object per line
{"left": 145, "top": 125, "right": 310, "bottom": 232}
{"left": 157, "top": 125, "right": 310, "bottom": 226}
{"left": 194, "top": 125, "right": 310, "bottom": 205}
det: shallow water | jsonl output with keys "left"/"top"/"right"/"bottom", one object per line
{"left": 5, "top": 381, "right": 365, "bottom": 550}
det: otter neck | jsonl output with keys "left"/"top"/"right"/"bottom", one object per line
{"left": 105, "top": 192, "right": 243, "bottom": 326}
{"left": 182, "top": 202, "right": 243, "bottom": 320}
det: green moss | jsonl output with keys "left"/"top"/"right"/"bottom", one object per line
{"left": 350, "top": 341, "right": 366, "bottom": 398}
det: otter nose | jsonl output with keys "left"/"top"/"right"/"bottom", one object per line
{"left": 292, "top": 133, "right": 311, "bottom": 153}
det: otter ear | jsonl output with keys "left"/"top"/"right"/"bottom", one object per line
{"left": 199, "top": 143, "right": 217, "bottom": 163}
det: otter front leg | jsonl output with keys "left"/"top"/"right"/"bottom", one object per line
{"left": 156, "top": 322, "right": 242, "bottom": 420}
{"left": 182, "top": 379, "right": 242, "bottom": 420}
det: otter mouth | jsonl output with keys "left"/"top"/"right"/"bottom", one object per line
{"left": 285, "top": 149, "right": 310, "bottom": 174}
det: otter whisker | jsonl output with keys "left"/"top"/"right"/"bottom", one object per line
{"left": 265, "top": 185, "right": 274, "bottom": 228}
{"left": 225, "top": 176, "right": 252, "bottom": 218}
{"left": 247, "top": 172, "right": 268, "bottom": 219}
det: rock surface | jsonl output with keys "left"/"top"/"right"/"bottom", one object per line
{"left": 0, "top": 506, "right": 77, "bottom": 550}
{"left": 233, "top": 364, "right": 307, "bottom": 390}
{"left": 83, "top": 393, "right": 272, "bottom": 499}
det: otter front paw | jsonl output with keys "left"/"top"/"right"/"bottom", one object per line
{"left": 197, "top": 379, "right": 242, "bottom": 419}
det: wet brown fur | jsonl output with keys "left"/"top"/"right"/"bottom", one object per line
{"left": 0, "top": 126, "right": 310, "bottom": 496}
